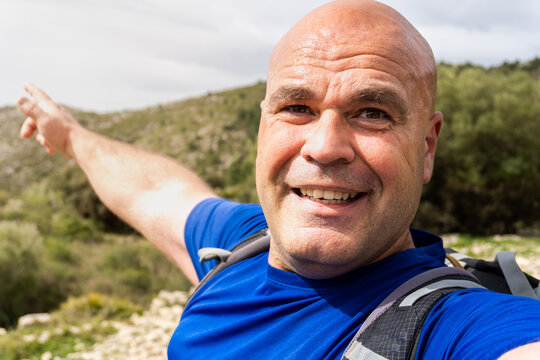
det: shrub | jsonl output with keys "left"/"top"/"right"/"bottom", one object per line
{"left": 0, "top": 221, "right": 43, "bottom": 328}
{"left": 59, "top": 293, "right": 142, "bottom": 321}
{"left": 0, "top": 221, "right": 67, "bottom": 328}
{"left": 43, "top": 237, "right": 77, "bottom": 264}
{"left": 414, "top": 64, "right": 540, "bottom": 235}
{"left": 50, "top": 211, "right": 103, "bottom": 243}
{"left": 98, "top": 241, "right": 191, "bottom": 302}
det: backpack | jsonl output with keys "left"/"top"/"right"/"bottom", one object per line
{"left": 189, "top": 228, "right": 540, "bottom": 360}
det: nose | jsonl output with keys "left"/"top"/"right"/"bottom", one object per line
{"left": 300, "top": 110, "right": 355, "bottom": 165}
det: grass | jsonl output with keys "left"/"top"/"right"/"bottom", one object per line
{"left": 442, "top": 234, "right": 540, "bottom": 277}
{"left": 0, "top": 293, "right": 140, "bottom": 360}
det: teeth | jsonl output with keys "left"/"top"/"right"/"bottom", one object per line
{"left": 322, "top": 190, "right": 334, "bottom": 200}
{"left": 298, "top": 188, "right": 359, "bottom": 201}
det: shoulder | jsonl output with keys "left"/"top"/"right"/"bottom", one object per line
{"left": 418, "top": 288, "right": 540, "bottom": 359}
{"left": 186, "top": 198, "right": 266, "bottom": 247}
{"left": 185, "top": 198, "right": 267, "bottom": 279}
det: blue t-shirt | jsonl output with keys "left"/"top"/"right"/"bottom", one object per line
{"left": 168, "top": 198, "right": 540, "bottom": 359}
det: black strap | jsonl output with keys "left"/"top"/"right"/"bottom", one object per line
{"left": 495, "top": 251, "right": 538, "bottom": 299}
{"left": 342, "top": 267, "right": 484, "bottom": 360}
{"left": 187, "top": 231, "right": 538, "bottom": 359}
{"left": 186, "top": 229, "right": 270, "bottom": 306}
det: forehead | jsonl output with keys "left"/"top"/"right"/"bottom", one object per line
{"left": 266, "top": 3, "right": 434, "bottom": 113}
{"left": 268, "top": 40, "right": 415, "bottom": 116}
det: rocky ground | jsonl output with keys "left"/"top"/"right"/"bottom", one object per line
{"left": 9, "top": 235, "right": 540, "bottom": 360}
{"left": 49, "top": 291, "right": 188, "bottom": 360}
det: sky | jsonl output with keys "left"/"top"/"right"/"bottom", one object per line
{"left": 1, "top": 0, "right": 539, "bottom": 112}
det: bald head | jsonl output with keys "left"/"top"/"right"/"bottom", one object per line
{"left": 256, "top": 0, "right": 444, "bottom": 279}
{"left": 267, "top": 0, "right": 437, "bottom": 113}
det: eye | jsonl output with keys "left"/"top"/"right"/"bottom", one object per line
{"left": 353, "top": 108, "right": 393, "bottom": 130}
{"left": 358, "top": 108, "right": 391, "bottom": 120}
{"left": 282, "top": 105, "right": 310, "bottom": 114}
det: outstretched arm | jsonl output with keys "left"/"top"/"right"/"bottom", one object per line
{"left": 498, "top": 342, "right": 540, "bottom": 360}
{"left": 17, "top": 84, "right": 216, "bottom": 284}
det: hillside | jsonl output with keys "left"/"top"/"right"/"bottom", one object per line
{"left": 0, "top": 62, "right": 539, "bottom": 358}
{"left": 1, "top": 61, "right": 539, "bottom": 235}
{"left": 1, "top": 81, "right": 265, "bottom": 204}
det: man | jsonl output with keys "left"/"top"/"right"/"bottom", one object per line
{"left": 16, "top": 0, "right": 540, "bottom": 358}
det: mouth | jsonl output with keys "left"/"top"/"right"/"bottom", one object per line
{"left": 293, "top": 188, "right": 365, "bottom": 205}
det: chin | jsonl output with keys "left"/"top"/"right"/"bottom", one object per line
{"left": 279, "top": 227, "right": 373, "bottom": 273}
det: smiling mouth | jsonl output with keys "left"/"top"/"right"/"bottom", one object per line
{"left": 293, "top": 188, "right": 365, "bottom": 204}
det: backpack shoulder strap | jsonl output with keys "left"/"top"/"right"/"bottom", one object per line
{"left": 445, "top": 248, "right": 539, "bottom": 299}
{"left": 342, "top": 267, "right": 485, "bottom": 360}
{"left": 496, "top": 251, "right": 539, "bottom": 299}
{"left": 186, "top": 228, "right": 270, "bottom": 305}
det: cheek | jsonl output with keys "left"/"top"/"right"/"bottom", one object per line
{"left": 257, "top": 122, "right": 304, "bottom": 182}
{"left": 355, "top": 132, "right": 423, "bottom": 186}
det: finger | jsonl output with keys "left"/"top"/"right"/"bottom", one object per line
{"left": 17, "top": 96, "right": 47, "bottom": 119}
{"left": 36, "top": 133, "right": 47, "bottom": 146}
{"left": 45, "top": 145, "right": 56, "bottom": 155}
{"left": 24, "top": 83, "right": 52, "bottom": 103}
{"left": 24, "top": 83, "right": 58, "bottom": 114}
{"left": 20, "top": 117, "right": 37, "bottom": 138}
{"left": 35, "top": 134, "right": 56, "bottom": 155}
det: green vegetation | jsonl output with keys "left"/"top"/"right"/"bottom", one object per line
{"left": 0, "top": 181, "right": 190, "bottom": 329}
{"left": 0, "top": 60, "right": 538, "bottom": 335}
{"left": 414, "top": 60, "right": 540, "bottom": 235}
{"left": 445, "top": 234, "right": 540, "bottom": 261}
{"left": 0, "top": 220, "right": 62, "bottom": 329}
{"left": 0, "top": 293, "right": 139, "bottom": 360}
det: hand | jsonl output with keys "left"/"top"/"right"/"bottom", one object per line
{"left": 17, "top": 83, "right": 81, "bottom": 158}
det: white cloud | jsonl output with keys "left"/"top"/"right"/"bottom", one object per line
{"left": 1, "top": 0, "right": 538, "bottom": 112}
{"left": 380, "top": 0, "right": 540, "bottom": 65}
{"left": 425, "top": 24, "right": 540, "bottom": 66}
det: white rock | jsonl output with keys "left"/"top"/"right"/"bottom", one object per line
{"left": 441, "top": 233, "right": 460, "bottom": 245}
{"left": 150, "top": 298, "right": 166, "bottom": 313}
{"left": 493, "top": 234, "right": 521, "bottom": 241}
{"left": 174, "top": 291, "right": 189, "bottom": 305}
{"left": 158, "top": 290, "right": 172, "bottom": 300}
{"left": 130, "top": 312, "right": 141, "bottom": 323}
{"left": 38, "top": 330, "right": 50, "bottom": 344}
{"left": 145, "top": 331, "right": 161, "bottom": 342}
{"left": 62, "top": 290, "right": 190, "bottom": 360}
{"left": 41, "top": 351, "right": 53, "bottom": 360}
{"left": 69, "top": 326, "right": 82, "bottom": 334}
{"left": 111, "top": 321, "right": 124, "bottom": 330}
{"left": 18, "top": 313, "right": 51, "bottom": 328}
{"left": 158, "top": 290, "right": 189, "bottom": 306}
{"left": 23, "top": 334, "right": 37, "bottom": 342}
{"left": 170, "top": 305, "right": 183, "bottom": 316}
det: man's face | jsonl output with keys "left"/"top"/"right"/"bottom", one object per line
{"left": 256, "top": 3, "right": 441, "bottom": 279}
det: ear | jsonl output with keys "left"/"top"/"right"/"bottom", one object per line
{"left": 423, "top": 111, "right": 443, "bottom": 184}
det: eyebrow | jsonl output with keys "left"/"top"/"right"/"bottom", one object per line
{"left": 350, "top": 87, "right": 409, "bottom": 120}
{"left": 267, "top": 86, "right": 315, "bottom": 108}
